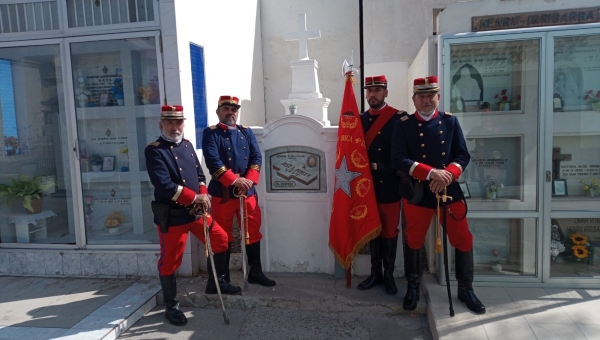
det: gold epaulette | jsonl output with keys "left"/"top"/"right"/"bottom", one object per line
{"left": 397, "top": 110, "right": 407, "bottom": 115}
{"left": 400, "top": 111, "right": 409, "bottom": 122}
{"left": 147, "top": 141, "right": 160, "bottom": 147}
{"left": 209, "top": 125, "right": 217, "bottom": 130}
{"left": 444, "top": 112, "right": 453, "bottom": 116}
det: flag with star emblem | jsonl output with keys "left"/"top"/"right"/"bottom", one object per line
{"left": 329, "top": 72, "right": 381, "bottom": 272}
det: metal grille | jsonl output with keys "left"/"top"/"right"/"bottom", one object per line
{"left": 0, "top": 1, "right": 59, "bottom": 33}
{"left": 67, "top": 0, "right": 155, "bottom": 28}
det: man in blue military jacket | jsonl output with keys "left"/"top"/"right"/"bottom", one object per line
{"left": 357, "top": 75, "right": 404, "bottom": 295}
{"left": 145, "top": 105, "right": 241, "bottom": 326}
{"left": 202, "top": 96, "right": 275, "bottom": 287}
{"left": 391, "top": 77, "right": 486, "bottom": 314}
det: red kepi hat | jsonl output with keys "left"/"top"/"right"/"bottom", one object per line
{"left": 218, "top": 96, "right": 241, "bottom": 108}
{"left": 413, "top": 76, "right": 440, "bottom": 93}
{"left": 364, "top": 75, "right": 387, "bottom": 89}
{"left": 160, "top": 105, "right": 185, "bottom": 120}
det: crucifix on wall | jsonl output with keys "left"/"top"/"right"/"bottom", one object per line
{"left": 552, "top": 147, "right": 571, "bottom": 179}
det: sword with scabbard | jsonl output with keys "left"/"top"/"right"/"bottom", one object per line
{"left": 436, "top": 186, "right": 455, "bottom": 317}
{"left": 191, "top": 202, "right": 230, "bottom": 325}
{"left": 234, "top": 187, "right": 250, "bottom": 291}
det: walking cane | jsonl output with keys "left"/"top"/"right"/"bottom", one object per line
{"left": 235, "top": 189, "right": 249, "bottom": 291}
{"left": 437, "top": 187, "right": 455, "bottom": 317}
{"left": 203, "top": 212, "right": 230, "bottom": 325}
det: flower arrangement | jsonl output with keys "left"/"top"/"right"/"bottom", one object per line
{"left": 119, "top": 146, "right": 128, "bottom": 155}
{"left": 583, "top": 89, "right": 600, "bottom": 103}
{"left": 485, "top": 178, "right": 503, "bottom": 193}
{"left": 4, "top": 136, "right": 20, "bottom": 155}
{"left": 569, "top": 233, "right": 590, "bottom": 261}
{"left": 494, "top": 89, "right": 508, "bottom": 105}
{"left": 491, "top": 248, "right": 500, "bottom": 264}
{"left": 90, "top": 153, "right": 103, "bottom": 166}
{"left": 104, "top": 211, "right": 126, "bottom": 229}
{"left": 580, "top": 179, "right": 600, "bottom": 197}
{"left": 550, "top": 240, "right": 566, "bottom": 260}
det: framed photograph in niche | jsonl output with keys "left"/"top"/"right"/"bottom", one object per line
{"left": 552, "top": 179, "right": 568, "bottom": 197}
{"left": 102, "top": 156, "right": 115, "bottom": 172}
{"left": 459, "top": 182, "right": 471, "bottom": 199}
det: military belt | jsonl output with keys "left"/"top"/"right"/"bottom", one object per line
{"left": 370, "top": 162, "right": 392, "bottom": 170}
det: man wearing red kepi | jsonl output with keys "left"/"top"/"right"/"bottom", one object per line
{"left": 357, "top": 75, "right": 404, "bottom": 295}
{"left": 145, "top": 105, "right": 241, "bottom": 326}
{"left": 391, "top": 76, "right": 486, "bottom": 314}
{"left": 202, "top": 96, "right": 276, "bottom": 288}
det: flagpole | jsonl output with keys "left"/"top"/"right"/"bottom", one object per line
{"left": 358, "top": 0, "right": 365, "bottom": 112}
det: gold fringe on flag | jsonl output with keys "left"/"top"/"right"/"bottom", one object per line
{"left": 329, "top": 224, "right": 382, "bottom": 270}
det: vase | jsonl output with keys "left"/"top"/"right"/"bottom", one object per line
{"left": 497, "top": 102, "right": 505, "bottom": 111}
{"left": 490, "top": 192, "right": 497, "bottom": 199}
{"left": 92, "top": 164, "right": 102, "bottom": 172}
{"left": 586, "top": 189, "right": 596, "bottom": 197}
{"left": 141, "top": 99, "right": 151, "bottom": 105}
{"left": 492, "top": 263, "right": 502, "bottom": 272}
{"left": 289, "top": 107, "right": 297, "bottom": 115}
{"left": 510, "top": 102, "right": 520, "bottom": 110}
{"left": 503, "top": 103, "right": 510, "bottom": 111}
{"left": 592, "top": 102, "right": 600, "bottom": 112}
{"left": 116, "top": 99, "right": 124, "bottom": 106}
{"left": 108, "top": 227, "right": 120, "bottom": 234}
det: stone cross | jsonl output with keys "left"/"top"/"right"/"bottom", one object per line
{"left": 284, "top": 13, "right": 321, "bottom": 60}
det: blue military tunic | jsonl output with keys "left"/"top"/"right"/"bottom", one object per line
{"left": 202, "top": 124, "right": 262, "bottom": 197}
{"left": 360, "top": 105, "right": 403, "bottom": 204}
{"left": 392, "top": 110, "right": 470, "bottom": 208}
{"left": 145, "top": 137, "right": 204, "bottom": 226}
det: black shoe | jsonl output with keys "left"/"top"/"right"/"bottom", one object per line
{"left": 402, "top": 274, "right": 420, "bottom": 311}
{"left": 248, "top": 269, "right": 276, "bottom": 287}
{"left": 357, "top": 273, "right": 383, "bottom": 290}
{"left": 383, "top": 274, "right": 398, "bottom": 295}
{"left": 205, "top": 276, "right": 242, "bottom": 295}
{"left": 246, "top": 241, "right": 276, "bottom": 287}
{"left": 458, "top": 288, "right": 486, "bottom": 314}
{"left": 165, "top": 301, "right": 188, "bottom": 326}
{"left": 358, "top": 237, "right": 383, "bottom": 290}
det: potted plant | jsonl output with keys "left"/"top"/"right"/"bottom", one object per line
{"left": 289, "top": 103, "right": 297, "bottom": 114}
{"left": 583, "top": 89, "right": 600, "bottom": 111}
{"left": 90, "top": 153, "right": 103, "bottom": 172}
{"left": 484, "top": 178, "right": 503, "bottom": 199}
{"left": 494, "top": 89, "right": 509, "bottom": 111}
{"left": 0, "top": 175, "right": 56, "bottom": 214}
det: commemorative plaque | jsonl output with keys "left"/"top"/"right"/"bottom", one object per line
{"left": 265, "top": 146, "right": 327, "bottom": 193}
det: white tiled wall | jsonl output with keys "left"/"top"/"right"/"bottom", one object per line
{"left": 0, "top": 250, "right": 160, "bottom": 277}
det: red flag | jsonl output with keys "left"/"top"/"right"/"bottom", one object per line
{"left": 329, "top": 73, "right": 381, "bottom": 271}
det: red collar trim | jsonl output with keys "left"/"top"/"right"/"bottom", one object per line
{"left": 368, "top": 103, "right": 387, "bottom": 116}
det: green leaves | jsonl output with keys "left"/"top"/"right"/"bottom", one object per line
{"left": 0, "top": 175, "right": 55, "bottom": 212}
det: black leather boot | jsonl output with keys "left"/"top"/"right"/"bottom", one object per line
{"left": 455, "top": 249, "right": 486, "bottom": 314}
{"left": 224, "top": 242, "right": 232, "bottom": 283}
{"left": 382, "top": 236, "right": 398, "bottom": 295}
{"left": 159, "top": 275, "right": 187, "bottom": 326}
{"left": 205, "top": 251, "right": 242, "bottom": 295}
{"left": 357, "top": 237, "right": 383, "bottom": 290}
{"left": 403, "top": 247, "right": 421, "bottom": 311}
{"left": 246, "top": 241, "right": 276, "bottom": 286}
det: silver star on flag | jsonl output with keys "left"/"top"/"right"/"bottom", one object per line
{"left": 335, "top": 156, "right": 361, "bottom": 198}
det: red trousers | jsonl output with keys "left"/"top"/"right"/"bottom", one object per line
{"left": 211, "top": 194, "right": 262, "bottom": 244}
{"left": 378, "top": 201, "right": 401, "bottom": 239}
{"left": 403, "top": 199, "right": 473, "bottom": 252}
{"left": 157, "top": 215, "right": 228, "bottom": 276}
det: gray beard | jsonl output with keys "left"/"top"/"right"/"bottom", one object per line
{"left": 161, "top": 132, "right": 183, "bottom": 144}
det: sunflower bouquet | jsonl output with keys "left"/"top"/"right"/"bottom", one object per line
{"left": 569, "top": 233, "right": 590, "bottom": 261}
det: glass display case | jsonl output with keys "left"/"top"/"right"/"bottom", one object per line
{"left": 69, "top": 35, "right": 161, "bottom": 244}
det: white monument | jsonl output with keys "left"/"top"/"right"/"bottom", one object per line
{"left": 281, "top": 14, "right": 331, "bottom": 126}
